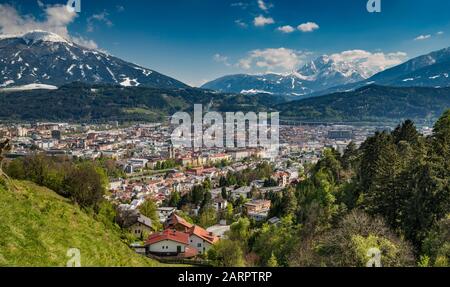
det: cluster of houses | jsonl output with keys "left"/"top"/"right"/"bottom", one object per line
{"left": 122, "top": 205, "right": 228, "bottom": 259}
{"left": 139, "top": 213, "right": 221, "bottom": 258}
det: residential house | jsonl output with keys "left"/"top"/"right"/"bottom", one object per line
{"left": 231, "top": 186, "right": 252, "bottom": 200}
{"left": 157, "top": 207, "right": 177, "bottom": 223}
{"left": 213, "top": 196, "right": 228, "bottom": 212}
{"left": 145, "top": 230, "right": 197, "bottom": 258}
{"left": 245, "top": 199, "right": 271, "bottom": 213}
{"left": 188, "top": 225, "right": 220, "bottom": 255}
{"left": 129, "top": 214, "right": 154, "bottom": 238}
{"left": 245, "top": 199, "right": 271, "bottom": 222}
{"left": 164, "top": 213, "right": 194, "bottom": 232}
{"left": 206, "top": 220, "right": 230, "bottom": 239}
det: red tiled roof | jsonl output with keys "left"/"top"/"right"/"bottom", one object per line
{"left": 145, "top": 229, "right": 189, "bottom": 246}
{"left": 188, "top": 225, "right": 219, "bottom": 245}
{"left": 182, "top": 246, "right": 199, "bottom": 258}
{"left": 166, "top": 213, "right": 194, "bottom": 230}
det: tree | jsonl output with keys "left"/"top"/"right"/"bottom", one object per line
{"left": 4, "top": 157, "right": 25, "bottom": 180}
{"left": 219, "top": 176, "right": 227, "bottom": 187}
{"left": 422, "top": 217, "right": 450, "bottom": 267}
{"left": 190, "top": 185, "right": 206, "bottom": 206}
{"left": 167, "top": 191, "right": 181, "bottom": 208}
{"left": 200, "top": 191, "right": 212, "bottom": 209}
{"left": 139, "top": 199, "right": 161, "bottom": 230}
{"left": 392, "top": 120, "right": 420, "bottom": 145}
{"left": 296, "top": 170, "right": 339, "bottom": 230}
{"left": 203, "top": 178, "right": 212, "bottom": 191}
{"left": 95, "top": 201, "right": 118, "bottom": 230}
{"left": 280, "top": 188, "right": 297, "bottom": 217}
{"left": 208, "top": 239, "right": 245, "bottom": 267}
{"left": 289, "top": 211, "right": 414, "bottom": 267}
{"left": 198, "top": 207, "right": 217, "bottom": 228}
{"left": 228, "top": 218, "right": 251, "bottom": 244}
{"left": 313, "top": 148, "right": 342, "bottom": 183}
{"left": 341, "top": 141, "right": 359, "bottom": 171}
{"left": 64, "top": 162, "right": 107, "bottom": 209}
{"left": 253, "top": 216, "right": 298, "bottom": 266}
{"left": 0, "top": 139, "right": 11, "bottom": 173}
{"left": 221, "top": 187, "right": 228, "bottom": 200}
{"left": 0, "top": 139, "right": 15, "bottom": 189}
{"left": 225, "top": 204, "right": 234, "bottom": 223}
{"left": 397, "top": 162, "right": 450, "bottom": 250}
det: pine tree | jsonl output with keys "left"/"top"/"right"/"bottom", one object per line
{"left": 392, "top": 120, "right": 420, "bottom": 144}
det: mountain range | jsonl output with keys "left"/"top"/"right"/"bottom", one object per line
{"left": 1, "top": 30, "right": 450, "bottom": 123}
{"left": 0, "top": 30, "right": 187, "bottom": 90}
{"left": 202, "top": 47, "right": 450, "bottom": 97}
{"left": 201, "top": 54, "right": 369, "bottom": 97}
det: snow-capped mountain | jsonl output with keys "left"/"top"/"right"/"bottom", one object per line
{"left": 0, "top": 30, "right": 188, "bottom": 89}
{"left": 201, "top": 55, "right": 373, "bottom": 97}
{"left": 365, "top": 47, "right": 450, "bottom": 88}
{"left": 313, "top": 47, "right": 450, "bottom": 95}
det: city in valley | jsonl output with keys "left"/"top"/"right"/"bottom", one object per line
{"left": 0, "top": 120, "right": 434, "bottom": 264}
{"left": 1, "top": 0, "right": 449, "bottom": 270}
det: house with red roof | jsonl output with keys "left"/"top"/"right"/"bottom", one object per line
{"left": 188, "top": 225, "right": 220, "bottom": 255}
{"left": 162, "top": 213, "right": 220, "bottom": 255}
{"left": 164, "top": 213, "right": 194, "bottom": 232}
{"left": 145, "top": 229, "right": 198, "bottom": 258}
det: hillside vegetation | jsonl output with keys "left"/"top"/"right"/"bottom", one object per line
{"left": 277, "top": 85, "right": 450, "bottom": 123}
{"left": 0, "top": 83, "right": 282, "bottom": 123}
{"left": 0, "top": 180, "right": 165, "bottom": 267}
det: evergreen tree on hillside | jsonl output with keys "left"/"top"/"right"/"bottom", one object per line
{"left": 431, "top": 109, "right": 450, "bottom": 172}
{"left": 341, "top": 141, "right": 359, "bottom": 171}
{"left": 392, "top": 120, "right": 420, "bottom": 144}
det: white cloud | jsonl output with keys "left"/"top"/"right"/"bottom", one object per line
{"left": 213, "top": 54, "right": 231, "bottom": 66}
{"left": 235, "top": 19, "right": 248, "bottom": 28}
{"left": 329, "top": 50, "right": 408, "bottom": 77}
{"left": 71, "top": 36, "right": 98, "bottom": 49}
{"left": 231, "top": 2, "right": 249, "bottom": 9}
{"left": 87, "top": 11, "right": 113, "bottom": 32}
{"left": 277, "top": 25, "right": 295, "bottom": 33}
{"left": 238, "top": 48, "right": 308, "bottom": 72}
{"left": 414, "top": 34, "right": 431, "bottom": 41}
{"left": 258, "top": 0, "right": 272, "bottom": 11}
{"left": 0, "top": 3, "right": 98, "bottom": 49}
{"left": 297, "top": 22, "right": 319, "bottom": 32}
{"left": 254, "top": 15, "right": 275, "bottom": 27}
{"left": 437, "top": 31, "right": 444, "bottom": 35}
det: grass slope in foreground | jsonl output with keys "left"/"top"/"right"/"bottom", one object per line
{"left": 0, "top": 180, "right": 165, "bottom": 267}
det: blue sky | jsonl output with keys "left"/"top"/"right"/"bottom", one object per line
{"left": 0, "top": 0, "right": 449, "bottom": 86}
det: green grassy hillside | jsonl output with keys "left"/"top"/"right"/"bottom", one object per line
{"left": 0, "top": 180, "right": 165, "bottom": 267}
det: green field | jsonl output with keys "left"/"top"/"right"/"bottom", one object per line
{"left": 0, "top": 180, "right": 168, "bottom": 267}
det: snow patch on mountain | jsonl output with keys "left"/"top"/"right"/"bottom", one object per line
{"left": 241, "top": 89, "right": 273, "bottom": 95}
{"left": 0, "top": 83, "right": 58, "bottom": 91}
{"left": 0, "top": 30, "right": 188, "bottom": 89}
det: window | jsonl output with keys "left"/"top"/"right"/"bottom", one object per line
{"left": 197, "top": 243, "right": 202, "bottom": 248}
